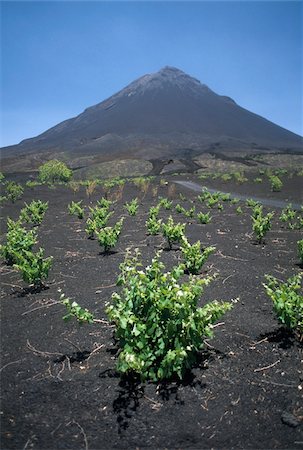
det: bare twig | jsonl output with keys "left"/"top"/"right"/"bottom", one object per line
{"left": 64, "top": 338, "right": 82, "bottom": 353}
{"left": 26, "top": 340, "right": 64, "bottom": 358}
{"left": 22, "top": 300, "right": 62, "bottom": 316}
{"left": 0, "top": 359, "right": 24, "bottom": 373}
{"left": 67, "top": 420, "right": 89, "bottom": 450}
{"left": 254, "top": 360, "right": 280, "bottom": 372}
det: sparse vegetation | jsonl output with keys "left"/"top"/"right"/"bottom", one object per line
{"left": 0, "top": 218, "right": 37, "bottom": 265}
{"left": 181, "top": 237, "right": 215, "bottom": 274}
{"left": 124, "top": 198, "right": 139, "bottom": 216}
{"left": 68, "top": 200, "right": 84, "bottom": 219}
{"left": 97, "top": 218, "right": 124, "bottom": 253}
{"left": 161, "top": 216, "right": 186, "bottom": 249}
{"left": 20, "top": 200, "right": 48, "bottom": 225}
{"left": 5, "top": 182, "right": 24, "bottom": 203}
{"left": 13, "top": 248, "right": 53, "bottom": 288}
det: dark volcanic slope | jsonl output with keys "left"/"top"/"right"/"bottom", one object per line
{"left": 1, "top": 66, "right": 302, "bottom": 159}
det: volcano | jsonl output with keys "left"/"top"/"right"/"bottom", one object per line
{"left": 1, "top": 66, "right": 302, "bottom": 174}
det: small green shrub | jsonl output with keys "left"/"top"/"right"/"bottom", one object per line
{"left": 97, "top": 198, "right": 112, "bottom": 209}
{"left": 146, "top": 216, "right": 162, "bottom": 235}
{"left": 232, "top": 172, "right": 248, "bottom": 184}
{"left": 175, "top": 204, "right": 195, "bottom": 218}
{"left": 97, "top": 218, "right": 124, "bottom": 253}
{"left": 124, "top": 198, "right": 139, "bottom": 216}
{"left": 68, "top": 201, "right": 84, "bottom": 219}
{"left": 0, "top": 218, "right": 37, "bottom": 265}
{"left": 280, "top": 204, "right": 296, "bottom": 229}
{"left": 181, "top": 238, "right": 216, "bottom": 274}
{"left": 13, "top": 248, "right": 53, "bottom": 287}
{"left": 197, "top": 212, "right": 212, "bottom": 224}
{"left": 0, "top": 172, "right": 5, "bottom": 183}
{"left": 263, "top": 273, "right": 302, "bottom": 339}
{"left": 252, "top": 211, "right": 274, "bottom": 244}
{"left": 162, "top": 216, "right": 186, "bottom": 249}
{"left": 254, "top": 177, "right": 263, "bottom": 183}
{"left": 5, "top": 182, "right": 24, "bottom": 203}
{"left": 38, "top": 160, "right": 72, "bottom": 184}
{"left": 269, "top": 175, "right": 283, "bottom": 192}
{"left": 20, "top": 200, "right": 48, "bottom": 225}
{"left": 106, "top": 249, "right": 233, "bottom": 381}
{"left": 246, "top": 199, "right": 260, "bottom": 208}
{"left": 298, "top": 239, "right": 303, "bottom": 264}
{"left": 236, "top": 206, "right": 243, "bottom": 215}
{"left": 158, "top": 197, "right": 172, "bottom": 210}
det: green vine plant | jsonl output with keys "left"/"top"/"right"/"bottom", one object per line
{"left": 181, "top": 237, "right": 216, "bottom": 275}
{"left": 20, "top": 200, "right": 48, "bottom": 225}
{"left": 85, "top": 205, "right": 113, "bottom": 239}
{"left": 68, "top": 200, "right": 84, "bottom": 219}
{"left": 263, "top": 273, "right": 303, "bottom": 340}
{"left": 97, "top": 217, "right": 124, "bottom": 253}
{"left": 175, "top": 204, "right": 196, "bottom": 218}
{"left": 298, "top": 239, "right": 303, "bottom": 265}
{"left": 0, "top": 218, "right": 37, "bottom": 265}
{"left": 5, "top": 182, "right": 24, "bottom": 203}
{"left": 197, "top": 212, "right": 212, "bottom": 224}
{"left": 145, "top": 205, "right": 162, "bottom": 235}
{"left": 106, "top": 249, "right": 234, "bottom": 381}
{"left": 61, "top": 294, "right": 95, "bottom": 324}
{"left": 161, "top": 216, "right": 186, "bottom": 249}
{"left": 158, "top": 197, "right": 173, "bottom": 210}
{"left": 13, "top": 248, "right": 53, "bottom": 289}
{"left": 124, "top": 198, "right": 139, "bottom": 216}
{"left": 251, "top": 210, "right": 274, "bottom": 244}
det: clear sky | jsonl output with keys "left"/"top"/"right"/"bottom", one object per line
{"left": 1, "top": 0, "right": 302, "bottom": 147}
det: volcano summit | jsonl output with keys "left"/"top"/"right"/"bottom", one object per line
{"left": 1, "top": 66, "right": 302, "bottom": 174}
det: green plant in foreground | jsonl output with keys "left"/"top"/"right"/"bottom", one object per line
{"left": 13, "top": 248, "right": 53, "bottom": 287}
{"left": 20, "top": 200, "right": 48, "bottom": 225}
{"left": 38, "top": 159, "right": 72, "bottom": 184}
{"left": 0, "top": 218, "right": 37, "bottom": 265}
{"left": 124, "top": 198, "right": 139, "bottom": 216}
{"left": 97, "top": 217, "right": 124, "bottom": 253}
{"left": 162, "top": 216, "right": 186, "bottom": 249}
{"left": 298, "top": 240, "right": 303, "bottom": 264}
{"left": 85, "top": 205, "right": 113, "bottom": 238}
{"left": 197, "top": 212, "right": 212, "bottom": 224}
{"left": 106, "top": 249, "right": 233, "bottom": 381}
{"left": 263, "top": 273, "right": 303, "bottom": 339}
{"left": 68, "top": 201, "right": 84, "bottom": 219}
{"left": 5, "top": 182, "right": 24, "bottom": 203}
{"left": 181, "top": 237, "right": 216, "bottom": 274}
{"left": 252, "top": 211, "right": 274, "bottom": 244}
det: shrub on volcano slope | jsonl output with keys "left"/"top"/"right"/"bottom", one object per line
{"left": 106, "top": 249, "right": 233, "bottom": 381}
{"left": 38, "top": 160, "right": 72, "bottom": 184}
{"left": 269, "top": 175, "right": 283, "bottom": 192}
{"left": 13, "top": 248, "right": 53, "bottom": 288}
{"left": 263, "top": 273, "right": 303, "bottom": 340}
{"left": 161, "top": 216, "right": 186, "bottom": 250}
{"left": 197, "top": 212, "right": 212, "bottom": 224}
{"left": 0, "top": 218, "right": 37, "bottom": 265}
{"left": 181, "top": 238, "right": 216, "bottom": 275}
{"left": 20, "top": 200, "right": 48, "bottom": 225}
{"left": 124, "top": 198, "right": 139, "bottom": 216}
{"left": 97, "top": 218, "right": 124, "bottom": 253}
{"left": 298, "top": 239, "right": 303, "bottom": 264}
{"left": 5, "top": 182, "right": 24, "bottom": 203}
{"left": 252, "top": 211, "right": 274, "bottom": 244}
{"left": 68, "top": 200, "right": 84, "bottom": 219}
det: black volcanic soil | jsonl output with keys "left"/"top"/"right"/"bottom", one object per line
{"left": 1, "top": 175, "right": 302, "bottom": 450}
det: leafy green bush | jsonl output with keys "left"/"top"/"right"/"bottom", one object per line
{"left": 246, "top": 198, "right": 260, "bottom": 208}
{"left": 279, "top": 204, "right": 297, "bottom": 229}
{"left": 97, "top": 218, "right": 124, "bottom": 253}
{"left": 124, "top": 198, "right": 139, "bottom": 216}
{"left": 106, "top": 249, "right": 233, "bottom": 381}
{"left": 232, "top": 172, "right": 248, "bottom": 183}
{"left": 269, "top": 175, "right": 283, "bottom": 192}
{"left": 13, "top": 248, "right": 53, "bottom": 287}
{"left": 5, "top": 182, "right": 24, "bottom": 203}
{"left": 85, "top": 205, "right": 113, "bottom": 238}
{"left": 38, "top": 160, "right": 72, "bottom": 183}
{"left": 175, "top": 204, "right": 195, "bottom": 218}
{"left": 20, "top": 200, "right": 48, "bottom": 225}
{"left": 263, "top": 273, "right": 302, "bottom": 339}
{"left": 236, "top": 206, "right": 243, "bottom": 215}
{"left": 197, "top": 212, "right": 212, "bottom": 224}
{"left": 162, "top": 216, "right": 186, "bottom": 249}
{"left": 97, "top": 197, "right": 112, "bottom": 209}
{"left": 68, "top": 201, "right": 84, "bottom": 219}
{"left": 146, "top": 216, "right": 162, "bottom": 235}
{"left": 298, "top": 239, "right": 303, "bottom": 264}
{"left": 181, "top": 238, "right": 216, "bottom": 274}
{"left": 254, "top": 177, "right": 263, "bottom": 183}
{"left": 158, "top": 197, "right": 172, "bottom": 210}
{"left": 0, "top": 218, "right": 37, "bottom": 265}
{"left": 0, "top": 172, "right": 5, "bottom": 183}
{"left": 252, "top": 211, "right": 274, "bottom": 244}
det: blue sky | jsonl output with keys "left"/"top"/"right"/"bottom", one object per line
{"left": 1, "top": 1, "right": 302, "bottom": 147}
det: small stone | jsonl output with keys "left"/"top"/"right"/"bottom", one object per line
{"left": 281, "top": 411, "right": 300, "bottom": 428}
